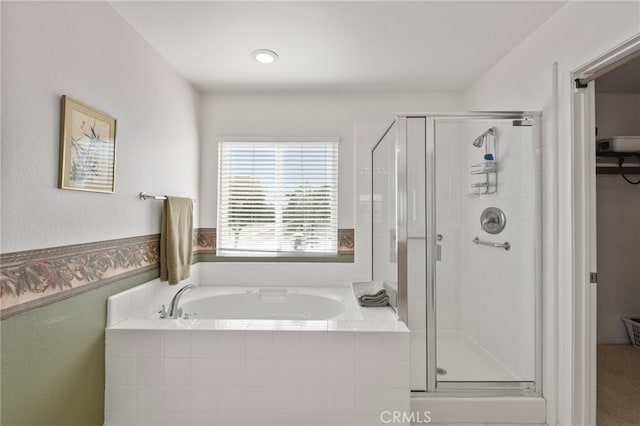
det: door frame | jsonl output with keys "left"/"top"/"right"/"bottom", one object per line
{"left": 559, "top": 33, "right": 640, "bottom": 426}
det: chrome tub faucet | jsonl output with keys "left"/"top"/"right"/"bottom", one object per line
{"left": 168, "top": 284, "right": 196, "bottom": 319}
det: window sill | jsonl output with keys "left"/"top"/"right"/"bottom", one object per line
{"left": 194, "top": 253, "right": 354, "bottom": 263}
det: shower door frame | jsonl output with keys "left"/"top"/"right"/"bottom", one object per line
{"left": 395, "top": 112, "right": 543, "bottom": 394}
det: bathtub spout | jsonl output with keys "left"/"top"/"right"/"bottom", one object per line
{"left": 168, "top": 284, "right": 196, "bottom": 319}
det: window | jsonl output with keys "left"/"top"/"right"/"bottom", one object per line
{"left": 217, "top": 138, "right": 338, "bottom": 256}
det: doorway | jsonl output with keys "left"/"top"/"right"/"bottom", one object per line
{"left": 592, "top": 55, "right": 640, "bottom": 426}
{"left": 572, "top": 36, "right": 640, "bottom": 426}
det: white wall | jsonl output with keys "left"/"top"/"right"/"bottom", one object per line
{"left": 198, "top": 92, "right": 461, "bottom": 285}
{"left": 462, "top": 1, "right": 640, "bottom": 425}
{"left": 595, "top": 93, "right": 640, "bottom": 343}
{"left": 595, "top": 94, "right": 640, "bottom": 139}
{"left": 1, "top": 1, "right": 200, "bottom": 253}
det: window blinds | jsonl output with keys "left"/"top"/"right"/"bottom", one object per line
{"left": 217, "top": 140, "right": 338, "bottom": 256}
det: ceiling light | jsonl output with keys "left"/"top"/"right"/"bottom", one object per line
{"left": 252, "top": 49, "right": 278, "bottom": 64}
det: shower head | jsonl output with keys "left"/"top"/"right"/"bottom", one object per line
{"left": 472, "top": 127, "right": 496, "bottom": 148}
{"left": 472, "top": 135, "right": 485, "bottom": 148}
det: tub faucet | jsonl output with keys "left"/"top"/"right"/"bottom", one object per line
{"left": 168, "top": 284, "right": 196, "bottom": 319}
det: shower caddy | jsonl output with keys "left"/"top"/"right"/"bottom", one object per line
{"left": 470, "top": 127, "right": 498, "bottom": 196}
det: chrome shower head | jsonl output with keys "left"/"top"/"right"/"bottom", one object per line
{"left": 472, "top": 135, "right": 485, "bottom": 148}
{"left": 472, "top": 127, "right": 496, "bottom": 148}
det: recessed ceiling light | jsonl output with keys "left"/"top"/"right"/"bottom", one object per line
{"left": 252, "top": 49, "right": 278, "bottom": 64}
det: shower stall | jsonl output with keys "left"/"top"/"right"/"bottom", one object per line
{"left": 372, "top": 112, "right": 541, "bottom": 394}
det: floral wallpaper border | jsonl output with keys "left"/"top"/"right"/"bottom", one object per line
{"left": 0, "top": 228, "right": 353, "bottom": 319}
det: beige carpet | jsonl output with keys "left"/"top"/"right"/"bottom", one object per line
{"left": 597, "top": 344, "right": 640, "bottom": 426}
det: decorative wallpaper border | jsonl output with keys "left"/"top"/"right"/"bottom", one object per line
{"left": 0, "top": 228, "right": 353, "bottom": 319}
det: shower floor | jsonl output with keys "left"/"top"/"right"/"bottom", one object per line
{"left": 436, "top": 330, "right": 519, "bottom": 382}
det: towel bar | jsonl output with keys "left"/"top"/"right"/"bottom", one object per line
{"left": 139, "top": 192, "right": 196, "bottom": 202}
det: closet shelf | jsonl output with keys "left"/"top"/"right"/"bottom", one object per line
{"left": 596, "top": 151, "right": 640, "bottom": 175}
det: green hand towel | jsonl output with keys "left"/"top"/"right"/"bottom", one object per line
{"left": 160, "top": 196, "right": 193, "bottom": 285}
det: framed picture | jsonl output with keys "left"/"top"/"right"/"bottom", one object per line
{"left": 59, "top": 96, "right": 117, "bottom": 193}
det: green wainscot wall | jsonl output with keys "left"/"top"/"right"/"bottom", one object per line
{"left": 0, "top": 271, "right": 157, "bottom": 426}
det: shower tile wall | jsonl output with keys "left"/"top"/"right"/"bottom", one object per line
{"left": 105, "top": 328, "right": 410, "bottom": 426}
{"left": 456, "top": 121, "right": 537, "bottom": 380}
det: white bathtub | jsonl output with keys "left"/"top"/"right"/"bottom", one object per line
{"left": 106, "top": 280, "right": 411, "bottom": 426}
{"left": 180, "top": 288, "right": 345, "bottom": 320}
{"left": 176, "top": 286, "right": 389, "bottom": 321}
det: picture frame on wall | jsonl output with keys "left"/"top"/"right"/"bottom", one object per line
{"left": 58, "top": 95, "right": 117, "bottom": 193}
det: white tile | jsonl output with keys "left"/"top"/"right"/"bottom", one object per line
{"left": 327, "top": 388, "right": 356, "bottom": 415}
{"left": 191, "top": 358, "right": 218, "bottom": 386}
{"left": 163, "top": 386, "right": 191, "bottom": 413}
{"left": 218, "top": 331, "right": 245, "bottom": 358}
{"left": 109, "top": 292, "right": 132, "bottom": 326}
{"left": 273, "top": 388, "right": 301, "bottom": 415}
{"left": 355, "top": 388, "right": 382, "bottom": 415}
{"left": 327, "top": 359, "right": 355, "bottom": 388}
{"left": 136, "top": 386, "right": 162, "bottom": 412}
{"left": 327, "top": 415, "right": 357, "bottom": 426}
{"left": 136, "top": 358, "right": 163, "bottom": 385}
{"left": 191, "top": 386, "right": 217, "bottom": 412}
{"left": 164, "top": 358, "right": 191, "bottom": 386}
{"left": 221, "top": 320, "right": 251, "bottom": 330}
{"left": 218, "top": 359, "right": 245, "bottom": 387}
{"left": 273, "top": 359, "right": 300, "bottom": 388}
{"left": 271, "top": 415, "right": 301, "bottom": 426}
{"left": 245, "top": 331, "right": 273, "bottom": 359}
{"left": 164, "top": 331, "right": 191, "bottom": 358}
{"left": 110, "top": 384, "right": 136, "bottom": 413}
{"left": 300, "top": 415, "right": 328, "bottom": 426}
{"left": 109, "top": 411, "right": 137, "bottom": 426}
{"left": 245, "top": 387, "right": 273, "bottom": 415}
{"left": 299, "top": 331, "right": 328, "bottom": 359}
{"left": 355, "top": 333, "right": 382, "bottom": 360}
{"left": 246, "top": 415, "right": 274, "bottom": 426}
{"left": 246, "top": 359, "right": 274, "bottom": 387}
{"left": 110, "top": 357, "right": 136, "bottom": 385}
{"left": 217, "top": 387, "right": 245, "bottom": 414}
{"left": 299, "top": 387, "right": 328, "bottom": 416}
{"left": 110, "top": 331, "right": 137, "bottom": 358}
{"left": 217, "top": 416, "right": 244, "bottom": 426}
{"left": 382, "top": 388, "right": 410, "bottom": 413}
{"left": 164, "top": 412, "right": 190, "bottom": 426}
{"left": 356, "top": 415, "right": 384, "bottom": 426}
{"left": 136, "top": 331, "right": 163, "bottom": 358}
{"left": 355, "top": 359, "right": 382, "bottom": 388}
{"left": 300, "top": 321, "right": 327, "bottom": 331}
{"left": 327, "top": 333, "right": 354, "bottom": 359}
{"left": 273, "top": 331, "right": 300, "bottom": 359}
{"left": 136, "top": 412, "right": 164, "bottom": 426}
{"left": 300, "top": 359, "right": 328, "bottom": 387}
{"left": 382, "top": 361, "right": 410, "bottom": 389}
{"left": 131, "top": 286, "right": 150, "bottom": 319}
{"left": 191, "top": 331, "right": 218, "bottom": 358}
{"left": 190, "top": 412, "right": 217, "bottom": 426}
{"left": 381, "top": 333, "right": 409, "bottom": 361}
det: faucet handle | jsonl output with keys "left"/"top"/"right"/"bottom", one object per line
{"left": 183, "top": 312, "right": 199, "bottom": 320}
{"left": 158, "top": 304, "right": 168, "bottom": 319}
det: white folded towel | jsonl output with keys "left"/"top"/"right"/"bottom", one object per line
{"left": 351, "top": 281, "right": 389, "bottom": 307}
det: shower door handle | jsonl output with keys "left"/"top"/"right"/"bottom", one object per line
{"left": 435, "top": 244, "right": 442, "bottom": 261}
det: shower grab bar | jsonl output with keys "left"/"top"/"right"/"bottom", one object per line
{"left": 139, "top": 192, "right": 196, "bottom": 202}
{"left": 472, "top": 236, "right": 511, "bottom": 251}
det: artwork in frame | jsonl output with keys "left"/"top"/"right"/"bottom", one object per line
{"left": 58, "top": 95, "right": 117, "bottom": 193}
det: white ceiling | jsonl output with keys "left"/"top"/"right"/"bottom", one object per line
{"left": 111, "top": 1, "right": 567, "bottom": 93}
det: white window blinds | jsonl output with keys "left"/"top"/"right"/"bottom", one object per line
{"left": 217, "top": 139, "right": 338, "bottom": 256}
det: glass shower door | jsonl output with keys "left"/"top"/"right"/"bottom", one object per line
{"left": 431, "top": 117, "right": 539, "bottom": 389}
